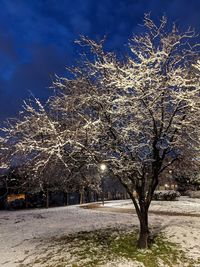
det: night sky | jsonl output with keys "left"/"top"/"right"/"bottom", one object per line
{"left": 0, "top": 0, "right": 200, "bottom": 120}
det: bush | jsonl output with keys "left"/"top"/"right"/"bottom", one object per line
{"left": 187, "top": 190, "right": 200, "bottom": 198}
{"left": 152, "top": 190, "right": 180, "bottom": 201}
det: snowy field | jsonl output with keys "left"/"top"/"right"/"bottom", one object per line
{"left": 104, "top": 196, "right": 200, "bottom": 214}
{"left": 0, "top": 197, "right": 200, "bottom": 266}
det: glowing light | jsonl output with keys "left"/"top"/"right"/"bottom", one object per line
{"left": 100, "top": 163, "right": 107, "bottom": 172}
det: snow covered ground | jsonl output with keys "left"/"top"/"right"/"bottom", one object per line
{"left": 0, "top": 205, "right": 135, "bottom": 266}
{"left": 104, "top": 196, "right": 200, "bottom": 214}
{"left": 0, "top": 197, "right": 200, "bottom": 266}
{"left": 103, "top": 197, "right": 200, "bottom": 260}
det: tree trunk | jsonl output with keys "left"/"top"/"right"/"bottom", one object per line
{"left": 46, "top": 189, "right": 49, "bottom": 208}
{"left": 25, "top": 193, "right": 28, "bottom": 208}
{"left": 80, "top": 189, "right": 84, "bottom": 204}
{"left": 65, "top": 192, "right": 69, "bottom": 206}
{"left": 138, "top": 208, "right": 149, "bottom": 249}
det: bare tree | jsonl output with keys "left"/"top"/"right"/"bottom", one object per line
{"left": 50, "top": 15, "right": 200, "bottom": 248}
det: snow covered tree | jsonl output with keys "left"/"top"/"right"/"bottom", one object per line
{"left": 50, "top": 15, "right": 200, "bottom": 248}
{"left": 0, "top": 98, "right": 101, "bottom": 206}
{"left": 0, "top": 136, "right": 9, "bottom": 170}
{"left": 0, "top": 100, "right": 68, "bottom": 206}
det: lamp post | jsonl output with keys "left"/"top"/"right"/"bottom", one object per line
{"left": 100, "top": 163, "right": 107, "bottom": 206}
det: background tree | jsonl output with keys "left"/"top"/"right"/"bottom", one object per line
{"left": 0, "top": 98, "right": 101, "bottom": 207}
{"left": 0, "top": 136, "right": 9, "bottom": 169}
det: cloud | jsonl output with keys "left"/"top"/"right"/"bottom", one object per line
{"left": 0, "top": 0, "right": 200, "bottom": 120}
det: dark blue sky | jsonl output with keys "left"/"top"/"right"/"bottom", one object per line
{"left": 0, "top": 0, "right": 200, "bottom": 120}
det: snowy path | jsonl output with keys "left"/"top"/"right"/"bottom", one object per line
{"left": 0, "top": 198, "right": 200, "bottom": 266}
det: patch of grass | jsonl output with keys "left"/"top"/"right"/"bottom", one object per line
{"left": 109, "top": 231, "right": 184, "bottom": 267}
{"left": 20, "top": 228, "right": 200, "bottom": 267}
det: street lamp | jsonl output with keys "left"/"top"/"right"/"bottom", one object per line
{"left": 100, "top": 163, "right": 107, "bottom": 172}
{"left": 100, "top": 163, "right": 107, "bottom": 205}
